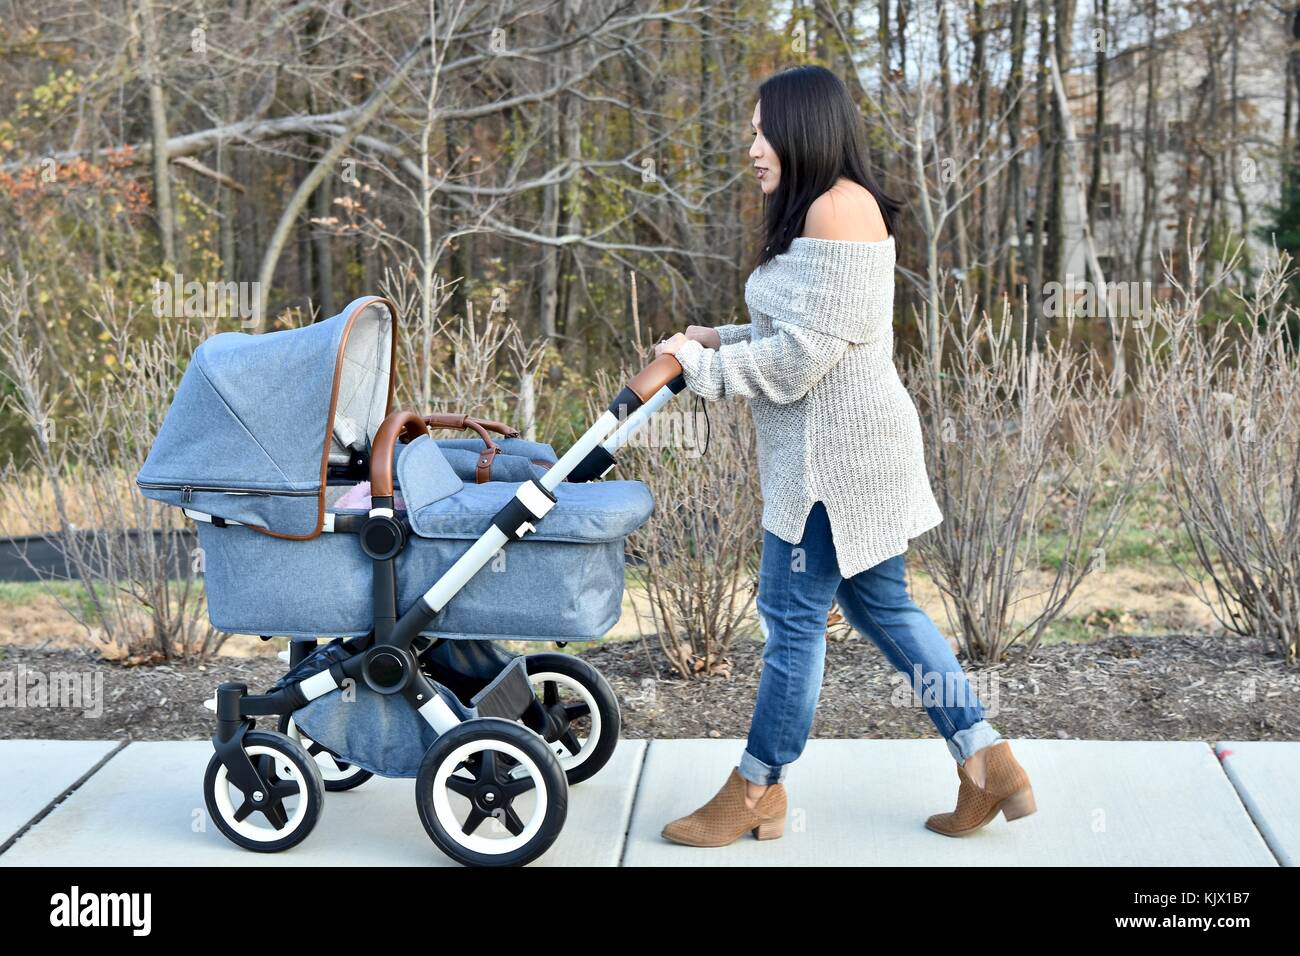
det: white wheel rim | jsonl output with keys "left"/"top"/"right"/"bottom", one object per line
{"left": 284, "top": 717, "right": 365, "bottom": 783}
{"left": 430, "top": 738, "right": 549, "bottom": 856}
{"left": 213, "top": 744, "right": 311, "bottom": 843}
{"left": 521, "top": 671, "right": 601, "bottom": 774}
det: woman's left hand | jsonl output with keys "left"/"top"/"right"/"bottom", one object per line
{"left": 654, "top": 332, "right": 689, "bottom": 358}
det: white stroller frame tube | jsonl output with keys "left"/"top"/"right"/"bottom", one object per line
{"left": 544, "top": 410, "right": 622, "bottom": 491}
{"left": 389, "top": 355, "right": 686, "bottom": 653}
{"left": 602, "top": 384, "right": 677, "bottom": 455}
{"left": 244, "top": 356, "right": 687, "bottom": 736}
{"left": 415, "top": 408, "right": 621, "bottom": 617}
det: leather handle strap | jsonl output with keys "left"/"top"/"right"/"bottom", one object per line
{"left": 481, "top": 417, "right": 522, "bottom": 438}
{"left": 424, "top": 413, "right": 520, "bottom": 440}
{"left": 422, "top": 414, "right": 506, "bottom": 484}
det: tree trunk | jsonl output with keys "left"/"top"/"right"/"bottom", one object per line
{"left": 137, "top": 0, "right": 176, "bottom": 267}
{"left": 1086, "top": 0, "right": 1108, "bottom": 225}
{"left": 938, "top": 0, "right": 971, "bottom": 293}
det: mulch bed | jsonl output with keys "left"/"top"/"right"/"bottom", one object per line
{"left": 1, "top": 630, "right": 1297, "bottom": 743}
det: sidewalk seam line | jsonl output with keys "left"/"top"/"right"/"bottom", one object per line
{"left": 1210, "top": 739, "right": 1285, "bottom": 867}
{"left": 0, "top": 739, "right": 130, "bottom": 857}
{"left": 618, "top": 738, "right": 650, "bottom": 867}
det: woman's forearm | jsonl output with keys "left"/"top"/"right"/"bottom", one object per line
{"left": 677, "top": 320, "right": 849, "bottom": 404}
{"left": 715, "top": 322, "right": 752, "bottom": 345}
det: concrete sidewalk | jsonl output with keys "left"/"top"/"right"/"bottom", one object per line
{"left": 0, "top": 738, "right": 1293, "bottom": 866}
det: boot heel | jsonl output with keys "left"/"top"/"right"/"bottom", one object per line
{"left": 1001, "top": 786, "right": 1036, "bottom": 821}
{"left": 753, "top": 817, "right": 785, "bottom": 840}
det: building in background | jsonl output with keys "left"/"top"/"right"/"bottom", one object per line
{"left": 1062, "top": 6, "right": 1288, "bottom": 299}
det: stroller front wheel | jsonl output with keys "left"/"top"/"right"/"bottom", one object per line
{"left": 415, "top": 718, "right": 568, "bottom": 867}
{"left": 203, "top": 730, "right": 325, "bottom": 852}
{"left": 278, "top": 714, "right": 374, "bottom": 792}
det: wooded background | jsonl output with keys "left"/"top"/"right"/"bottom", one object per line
{"left": 3, "top": 2, "right": 1295, "bottom": 432}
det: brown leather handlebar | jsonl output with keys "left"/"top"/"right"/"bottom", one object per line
{"left": 370, "top": 410, "right": 429, "bottom": 499}
{"left": 628, "top": 353, "right": 684, "bottom": 403}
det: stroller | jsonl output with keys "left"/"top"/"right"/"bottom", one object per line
{"left": 136, "top": 295, "right": 688, "bottom": 866}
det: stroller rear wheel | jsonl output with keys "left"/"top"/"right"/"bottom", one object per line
{"left": 415, "top": 718, "right": 568, "bottom": 867}
{"left": 522, "top": 653, "right": 621, "bottom": 785}
{"left": 277, "top": 714, "right": 374, "bottom": 792}
{"left": 203, "top": 730, "right": 325, "bottom": 852}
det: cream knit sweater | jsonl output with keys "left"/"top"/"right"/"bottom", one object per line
{"left": 675, "top": 235, "right": 943, "bottom": 579}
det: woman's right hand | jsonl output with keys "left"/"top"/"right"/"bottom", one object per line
{"left": 684, "top": 325, "right": 722, "bottom": 349}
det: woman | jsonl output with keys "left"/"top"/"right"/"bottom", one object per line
{"left": 652, "top": 65, "right": 1035, "bottom": 848}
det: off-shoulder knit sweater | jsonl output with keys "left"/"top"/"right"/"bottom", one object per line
{"left": 675, "top": 235, "right": 943, "bottom": 579}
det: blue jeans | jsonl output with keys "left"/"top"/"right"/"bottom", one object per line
{"left": 738, "top": 501, "right": 1003, "bottom": 786}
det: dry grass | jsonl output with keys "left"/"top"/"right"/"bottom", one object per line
{"left": 0, "top": 468, "right": 149, "bottom": 537}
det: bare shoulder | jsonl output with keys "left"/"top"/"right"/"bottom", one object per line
{"left": 803, "top": 179, "right": 888, "bottom": 242}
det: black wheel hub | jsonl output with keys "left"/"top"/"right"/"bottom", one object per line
{"left": 232, "top": 754, "right": 298, "bottom": 830}
{"left": 444, "top": 749, "right": 537, "bottom": 837}
{"left": 473, "top": 784, "right": 504, "bottom": 815}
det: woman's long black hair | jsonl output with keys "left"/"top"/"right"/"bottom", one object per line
{"left": 755, "top": 65, "right": 901, "bottom": 266}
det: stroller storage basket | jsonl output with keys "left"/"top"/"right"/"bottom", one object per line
{"left": 273, "top": 638, "right": 536, "bottom": 776}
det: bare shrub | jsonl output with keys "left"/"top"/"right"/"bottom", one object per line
{"left": 0, "top": 271, "right": 216, "bottom": 662}
{"left": 904, "top": 291, "right": 1155, "bottom": 662}
{"left": 588, "top": 303, "right": 762, "bottom": 678}
{"left": 1136, "top": 245, "right": 1300, "bottom": 661}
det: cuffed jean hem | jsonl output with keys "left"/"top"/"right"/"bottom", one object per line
{"left": 945, "top": 720, "right": 1003, "bottom": 764}
{"left": 738, "top": 748, "right": 786, "bottom": 786}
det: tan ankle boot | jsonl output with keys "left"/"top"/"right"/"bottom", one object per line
{"left": 661, "top": 768, "right": 787, "bottom": 847}
{"left": 925, "top": 740, "right": 1036, "bottom": 837}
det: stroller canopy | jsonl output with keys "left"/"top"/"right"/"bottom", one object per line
{"left": 138, "top": 296, "right": 396, "bottom": 538}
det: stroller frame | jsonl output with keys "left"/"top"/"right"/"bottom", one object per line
{"left": 206, "top": 350, "right": 687, "bottom": 865}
